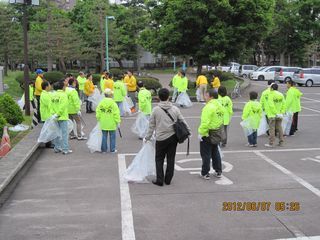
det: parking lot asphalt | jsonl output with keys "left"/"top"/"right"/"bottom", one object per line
{"left": 0, "top": 79, "right": 319, "bottom": 240}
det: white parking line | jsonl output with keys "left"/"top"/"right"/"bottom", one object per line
{"left": 274, "top": 236, "right": 320, "bottom": 240}
{"left": 302, "top": 106, "right": 320, "bottom": 113}
{"left": 255, "top": 151, "right": 320, "bottom": 198}
{"left": 301, "top": 96, "right": 320, "bottom": 103}
{"left": 118, "top": 154, "right": 136, "bottom": 240}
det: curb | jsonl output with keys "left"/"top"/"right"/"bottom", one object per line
{"left": 0, "top": 126, "right": 42, "bottom": 207}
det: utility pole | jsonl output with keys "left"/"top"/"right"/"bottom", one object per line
{"left": 105, "top": 16, "right": 115, "bottom": 72}
{"left": 22, "top": 1, "right": 30, "bottom": 116}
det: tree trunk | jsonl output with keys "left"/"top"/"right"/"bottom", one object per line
{"left": 116, "top": 59, "right": 123, "bottom": 69}
{"left": 59, "top": 57, "right": 67, "bottom": 74}
{"left": 47, "top": 0, "right": 53, "bottom": 72}
{"left": 84, "top": 60, "right": 89, "bottom": 72}
{"left": 196, "top": 64, "right": 202, "bottom": 76}
{"left": 4, "top": 50, "right": 8, "bottom": 76}
{"left": 287, "top": 54, "right": 291, "bottom": 66}
{"left": 280, "top": 52, "right": 285, "bottom": 66}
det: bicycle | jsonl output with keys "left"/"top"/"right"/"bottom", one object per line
{"left": 231, "top": 81, "right": 241, "bottom": 99}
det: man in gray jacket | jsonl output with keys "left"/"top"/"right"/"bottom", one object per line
{"left": 144, "top": 88, "right": 191, "bottom": 186}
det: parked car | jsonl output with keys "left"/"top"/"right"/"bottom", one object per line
{"left": 275, "top": 67, "right": 302, "bottom": 83}
{"left": 293, "top": 68, "right": 320, "bottom": 87}
{"left": 219, "top": 62, "right": 240, "bottom": 74}
{"left": 238, "top": 65, "right": 258, "bottom": 78}
{"left": 251, "top": 66, "right": 283, "bottom": 81}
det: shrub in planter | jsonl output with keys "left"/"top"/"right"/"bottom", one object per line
{"left": 206, "top": 70, "right": 234, "bottom": 82}
{"left": 110, "top": 68, "right": 126, "bottom": 78}
{"left": 43, "top": 71, "right": 65, "bottom": 84}
{"left": 16, "top": 73, "right": 37, "bottom": 87}
{"left": 137, "top": 77, "right": 162, "bottom": 91}
{"left": 92, "top": 74, "right": 101, "bottom": 85}
{"left": 0, "top": 113, "right": 7, "bottom": 137}
{"left": 0, "top": 94, "right": 24, "bottom": 125}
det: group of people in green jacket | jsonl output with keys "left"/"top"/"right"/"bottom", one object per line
{"left": 242, "top": 79, "right": 302, "bottom": 148}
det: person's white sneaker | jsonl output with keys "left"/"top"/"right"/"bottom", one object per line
{"left": 199, "top": 173, "right": 210, "bottom": 180}
{"left": 213, "top": 172, "right": 222, "bottom": 178}
{"left": 264, "top": 144, "right": 274, "bottom": 148}
{"left": 77, "top": 136, "right": 87, "bottom": 140}
{"left": 111, "top": 150, "right": 118, "bottom": 153}
{"left": 62, "top": 150, "right": 73, "bottom": 155}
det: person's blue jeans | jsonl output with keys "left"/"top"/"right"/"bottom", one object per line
{"left": 116, "top": 102, "right": 124, "bottom": 116}
{"left": 200, "top": 137, "right": 222, "bottom": 176}
{"left": 247, "top": 130, "right": 257, "bottom": 145}
{"left": 53, "top": 120, "right": 69, "bottom": 152}
{"left": 101, "top": 130, "right": 116, "bottom": 152}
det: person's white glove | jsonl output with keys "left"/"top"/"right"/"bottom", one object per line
{"left": 198, "top": 134, "right": 203, "bottom": 142}
{"left": 52, "top": 114, "right": 58, "bottom": 119}
{"left": 276, "top": 114, "right": 283, "bottom": 119}
{"left": 77, "top": 111, "right": 81, "bottom": 116}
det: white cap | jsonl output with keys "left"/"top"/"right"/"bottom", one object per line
{"left": 104, "top": 88, "right": 113, "bottom": 95}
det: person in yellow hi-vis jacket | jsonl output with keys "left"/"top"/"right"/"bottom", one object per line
{"left": 211, "top": 74, "right": 221, "bottom": 92}
{"left": 100, "top": 71, "right": 108, "bottom": 92}
{"left": 242, "top": 91, "right": 262, "bottom": 147}
{"left": 218, "top": 86, "right": 233, "bottom": 147}
{"left": 35, "top": 69, "right": 44, "bottom": 122}
{"left": 84, "top": 73, "right": 95, "bottom": 113}
{"left": 196, "top": 74, "right": 208, "bottom": 102}
{"left": 104, "top": 74, "right": 114, "bottom": 91}
{"left": 265, "top": 83, "right": 286, "bottom": 148}
{"left": 96, "top": 88, "right": 121, "bottom": 153}
{"left": 285, "top": 80, "right": 302, "bottom": 136}
{"left": 77, "top": 71, "right": 87, "bottom": 102}
{"left": 171, "top": 70, "right": 182, "bottom": 102}
{"left": 67, "top": 78, "right": 87, "bottom": 141}
{"left": 40, "top": 81, "right": 52, "bottom": 122}
{"left": 51, "top": 80, "right": 71, "bottom": 155}
{"left": 198, "top": 89, "right": 224, "bottom": 180}
{"left": 137, "top": 81, "right": 152, "bottom": 115}
{"left": 124, "top": 71, "right": 137, "bottom": 111}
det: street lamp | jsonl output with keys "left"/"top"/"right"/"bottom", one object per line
{"left": 105, "top": 15, "right": 115, "bottom": 72}
{"left": 9, "top": 0, "right": 39, "bottom": 116}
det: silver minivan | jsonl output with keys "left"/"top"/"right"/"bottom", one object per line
{"left": 275, "top": 67, "right": 302, "bottom": 83}
{"left": 238, "top": 65, "right": 258, "bottom": 78}
{"left": 293, "top": 68, "right": 320, "bottom": 87}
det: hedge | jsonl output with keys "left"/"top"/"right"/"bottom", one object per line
{"left": 0, "top": 113, "right": 7, "bottom": 136}
{"left": 0, "top": 94, "right": 24, "bottom": 125}
{"left": 16, "top": 71, "right": 64, "bottom": 86}
{"left": 137, "top": 77, "right": 162, "bottom": 91}
{"left": 205, "top": 70, "right": 234, "bottom": 82}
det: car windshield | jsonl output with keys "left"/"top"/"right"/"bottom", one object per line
{"left": 255, "top": 67, "right": 266, "bottom": 71}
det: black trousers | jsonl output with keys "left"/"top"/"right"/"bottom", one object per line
{"left": 35, "top": 95, "right": 41, "bottom": 122}
{"left": 86, "top": 100, "right": 93, "bottom": 112}
{"left": 155, "top": 134, "right": 178, "bottom": 184}
{"left": 222, "top": 125, "right": 228, "bottom": 145}
{"left": 200, "top": 137, "right": 222, "bottom": 176}
{"left": 289, "top": 112, "right": 299, "bottom": 135}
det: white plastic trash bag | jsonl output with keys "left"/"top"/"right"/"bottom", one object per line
{"left": 9, "top": 124, "right": 29, "bottom": 132}
{"left": 124, "top": 141, "right": 156, "bottom": 183}
{"left": 218, "top": 145, "right": 224, "bottom": 158}
{"left": 17, "top": 94, "right": 25, "bottom": 110}
{"left": 175, "top": 92, "right": 193, "bottom": 108}
{"left": 126, "top": 96, "right": 134, "bottom": 109}
{"left": 86, "top": 124, "right": 102, "bottom": 153}
{"left": 38, "top": 116, "right": 60, "bottom": 143}
{"left": 131, "top": 112, "right": 149, "bottom": 138}
{"left": 196, "top": 88, "right": 201, "bottom": 102}
{"left": 88, "top": 88, "right": 104, "bottom": 111}
{"left": 257, "top": 113, "right": 269, "bottom": 136}
{"left": 122, "top": 97, "right": 132, "bottom": 116}
{"left": 282, "top": 113, "right": 293, "bottom": 136}
{"left": 240, "top": 119, "right": 254, "bottom": 137}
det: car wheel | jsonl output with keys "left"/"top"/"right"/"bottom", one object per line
{"left": 284, "top": 77, "right": 291, "bottom": 83}
{"left": 258, "top": 75, "right": 265, "bottom": 81}
{"left": 306, "top": 80, "right": 313, "bottom": 87}
{"left": 242, "top": 74, "right": 247, "bottom": 78}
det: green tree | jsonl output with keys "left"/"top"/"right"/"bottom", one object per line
{"left": 140, "top": 0, "right": 275, "bottom": 73}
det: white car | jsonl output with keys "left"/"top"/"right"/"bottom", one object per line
{"left": 251, "top": 66, "right": 283, "bottom": 81}
{"left": 293, "top": 68, "right": 320, "bottom": 87}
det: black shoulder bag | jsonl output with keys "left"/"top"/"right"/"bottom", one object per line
{"left": 161, "top": 108, "right": 190, "bottom": 156}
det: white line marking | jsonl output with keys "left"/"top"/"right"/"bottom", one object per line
{"left": 274, "top": 236, "right": 320, "bottom": 240}
{"left": 121, "top": 148, "right": 320, "bottom": 156}
{"left": 254, "top": 151, "right": 320, "bottom": 198}
{"left": 301, "top": 157, "right": 320, "bottom": 164}
{"left": 118, "top": 154, "right": 136, "bottom": 240}
{"left": 302, "top": 106, "right": 320, "bottom": 113}
{"left": 301, "top": 96, "right": 320, "bottom": 103}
